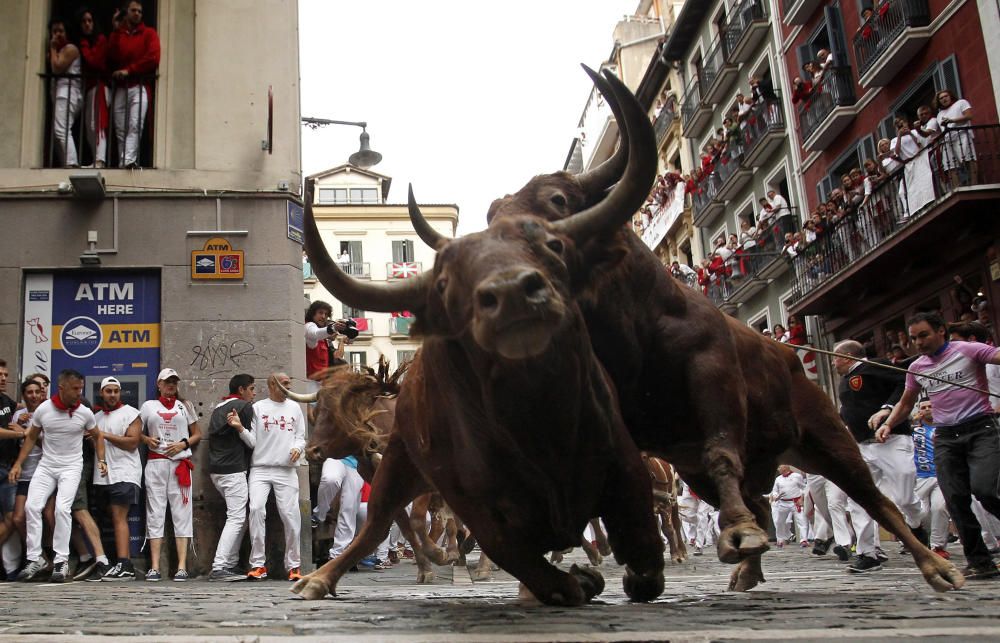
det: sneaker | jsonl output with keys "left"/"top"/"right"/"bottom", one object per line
{"left": 17, "top": 559, "right": 47, "bottom": 582}
{"left": 247, "top": 566, "right": 268, "bottom": 580}
{"left": 84, "top": 562, "right": 112, "bottom": 582}
{"left": 961, "top": 563, "right": 1000, "bottom": 580}
{"left": 50, "top": 561, "right": 70, "bottom": 583}
{"left": 145, "top": 568, "right": 162, "bottom": 582}
{"left": 932, "top": 547, "right": 951, "bottom": 560}
{"left": 812, "top": 537, "right": 832, "bottom": 556}
{"left": 402, "top": 548, "right": 415, "bottom": 560}
{"left": 102, "top": 562, "right": 136, "bottom": 582}
{"left": 775, "top": 540, "right": 784, "bottom": 549}
{"left": 287, "top": 567, "right": 302, "bottom": 581}
{"left": 372, "top": 559, "right": 391, "bottom": 571}
{"left": 800, "top": 540, "right": 810, "bottom": 548}
{"left": 874, "top": 547, "right": 889, "bottom": 563}
{"left": 358, "top": 555, "right": 378, "bottom": 569}
{"left": 847, "top": 554, "right": 883, "bottom": 573}
{"left": 310, "top": 513, "right": 320, "bottom": 529}
{"left": 833, "top": 545, "right": 851, "bottom": 562}
{"left": 209, "top": 568, "right": 246, "bottom": 582}
{"left": 947, "top": 533, "right": 959, "bottom": 543}
{"left": 173, "top": 569, "right": 190, "bottom": 582}
{"left": 73, "top": 558, "right": 98, "bottom": 581}
{"left": 692, "top": 546, "right": 703, "bottom": 556}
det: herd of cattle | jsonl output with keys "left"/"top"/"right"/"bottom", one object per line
{"left": 287, "top": 67, "right": 965, "bottom": 604}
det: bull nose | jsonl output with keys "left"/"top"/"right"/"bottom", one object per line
{"left": 476, "top": 269, "right": 549, "bottom": 315}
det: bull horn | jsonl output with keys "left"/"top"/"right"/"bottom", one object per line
{"left": 407, "top": 184, "right": 448, "bottom": 250}
{"left": 552, "top": 69, "right": 656, "bottom": 243}
{"left": 305, "top": 178, "right": 433, "bottom": 313}
{"left": 277, "top": 378, "right": 318, "bottom": 404}
{"left": 575, "top": 65, "right": 629, "bottom": 199}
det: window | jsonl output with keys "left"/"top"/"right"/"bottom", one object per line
{"left": 342, "top": 304, "right": 365, "bottom": 319}
{"left": 877, "top": 57, "right": 962, "bottom": 141}
{"left": 816, "top": 136, "right": 875, "bottom": 202}
{"left": 392, "top": 240, "right": 415, "bottom": 262}
{"left": 338, "top": 240, "right": 364, "bottom": 276}
{"left": 795, "top": 6, "right": 849, "bottom": 71}
{"left": 349, "top": 188, "right": 379, "bottom": 204}
{"left": 318, "top": 187, "right": 377, "bottom": 204}
{"left": 348, "top": 351, "right": 367, "bottom": 371}
{"left": 319, "top": 188, "right": 348, "bottom": 203}
{"left": 396, "top": 350, "right": 417, "bottom": 366}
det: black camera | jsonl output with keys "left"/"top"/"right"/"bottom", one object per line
{"left": 329, "top": 318, "right": 359, "bottom": 339}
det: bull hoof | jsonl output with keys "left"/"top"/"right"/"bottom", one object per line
{"left": 549, "top": 551, "right": 564, "bottom": 564}
{"left": 426, "top": 546, "right": 452, "bottom": 566}
{"left": 290, "top": 575, "right": 333, "bottom": 600}
{"left": 717, "top": 523, "right": 770, "bottom": 564}
{"left": 919, "top": 555, "right": 965, "bottom": 592}
{"left": 622, "top": 565, "right": 664, "bottom": 602}
{"left": 585, "top": 549, "right": 603, "bottom": 567}
{"left": 570, "top": 563, "right": 605, "bottom": 601}
{"left": 597, "top": 542, "right": 612, "bottom": 557}
{"left": 416, "top": 569, "right": 435, "bottom": 584}
{"left": 671, "top": 552, "right": 687, "bottom": 564}
{"left": 727, "top": 559, "right": 765, "bottom": 592}
{"left": 471, "top": 568, "right": 494, "bottom": 582}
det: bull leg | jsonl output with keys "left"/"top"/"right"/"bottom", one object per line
{"left": 471, "top": 551, "right": 494, "bottom": 581}
{"left": 660, "top": 506, "right": 685, "bottom": 564}
{"left": 668, "top": 502, "right": 688, "bottom": 562}
{"left": 410, "top": 493, "right": 454, "bottom": 568}
{"left": 408, "top": 494, "right": 437, "bottom": 583}
{"left": 788, "top": 387, "right": 964, "bottom": 592}
{"left": 580, "top": 536, "right": 603, "bottom": 566}
{"left": 590, "top": 518, "right": 612, "bottom": 557}
{"left": 443, "top": 514, "right": 461, "bottom": 565}
{"left": 291, "top": 437, "right": 428, "bottom": 600}
{"left": 549, "top": 547, "right": 570, "bottom": 564}
{"left": 481, "top": 538, "right": 603, "bottom": 606}
{"left": 728, "top": 494, "right": 770, "bottom": 591}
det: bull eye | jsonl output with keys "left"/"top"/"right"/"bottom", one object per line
{"left": 549, "top": 193, "right": 568, "bottom": 208}
{"left": 545, "top": 238, "right": 564, "bottom": 255}
{"left": 436, "top": 278, "right": 448, "bottom": 294}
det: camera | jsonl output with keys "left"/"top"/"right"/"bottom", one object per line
{"left": 329, "top": 318, "right": 359, "bottom": 339}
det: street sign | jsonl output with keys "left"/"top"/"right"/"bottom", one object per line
{"left": 287, "top": 201, "right": 304, "bottom": 245}
{"left": 191, "top": 237, "right": 245, "bottom": 280}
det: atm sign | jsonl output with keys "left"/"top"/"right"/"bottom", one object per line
{"left": 191, "top": 238, "right": 245, "bottom": 280}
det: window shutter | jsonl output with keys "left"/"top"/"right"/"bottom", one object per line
{"left": 934, "top": 55, "right": 962, "bottom": 97}
{"left": 824, "top": 6, "right": 850, "bottom": 68}
{"left": 347, "top": 240, "right": 363, "bottom": 262}
{"left": 392, "top": 240, "right": 415, "bottom": 262}
{"left": 860, "top": 136, "right": 876, "bottom": 163}
{"left": 795, "top": 43, "right": 814, "bottom": 72}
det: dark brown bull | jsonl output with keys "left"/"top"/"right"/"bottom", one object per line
{"left": 407, "top": 68, "right": 963, "bottom": 592}
{"left": 292, "top": 68, "right": 666, "bottom": 604}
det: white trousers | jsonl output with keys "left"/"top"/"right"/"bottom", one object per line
{"left": 808, "top": 474, "right": 853, "bottom": 546}
{"left": 914, "top": 476, "right": 949, "bottom": 549}
{"left": 356, "top": 502, "right": 389, "bottom": 560}
{"left": 145, "top": 459, "right": 193, "bottom": 539}
{"left": 849, "top": 434, "right": 922, "bottom": 556}
{"left": 210, "top": 472, "right": 248, "bottom": 570}
{"left": 84, "top": 85, "right": 109, "bottom": 165}
{"left": 972, "top": 497, "right": 1000, "bottom": 545}
{"left": 53, "top": 90, "right": 83, "bottom": 167}
{"left": 249, "top": 466, "right": 301, "bottom": 569}
{"left": 315, "top": 459, "right": 364, "bottom": 558}
{"left": 112, "top": 85, "right": 148, "bottom": 166}
{"left": 2, "top": 537, "right": 21, "bottom": 576}
{"left": 771, "top": 500, "right": 808, "bottom": 543}
{"left": 25, "top": 463, "right": 81, "bottom": 564}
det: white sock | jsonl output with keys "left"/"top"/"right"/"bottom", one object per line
{"left": 96, "top": 555, "right": 109, "bottom": 565}
{"left": 79, "top": 554, "right": 93, "bottom": 563}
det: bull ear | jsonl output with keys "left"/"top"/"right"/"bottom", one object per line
{"left": 552, "top": 69, "right": 656, "bottom": 245}
{"left": 574, "top": 64, "right": 629, "bottom": 201}
{"left": 304, "top": 178, "right": 432, "bottom": 313}
{"left": 407, "top": 184, "right": 448, "bottom": 250}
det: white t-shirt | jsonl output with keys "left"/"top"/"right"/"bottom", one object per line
{"left": 139, "top": 399, "right": 197, "bottom": 461}
{"left": 938, "top": 99, "right": 972, "bottom": 127}
{"left": 768, "top": 194, "right": 789, "bottom": 215}
{"left": 94, "top": 405, "right": 142, "bottom": 486}
{"left": 12, "top": 408, "right": 43, "bottom": 481}
{"left": 920, "top": 117, "right": 941, "bottom": 136}
{"left": 770, "top": 472, "right": 806, "bottom": 501}
{"left": 30, "top": 399, "right": 97, "bottom": 470}
{"left": 895, "top": 131, "right": 927, "bottom": 161}
{"left": 305, "top": 321, "right": 329, "bottom": 350}
{"left": 250, "top": 398, "right": 306, "bottom": 468}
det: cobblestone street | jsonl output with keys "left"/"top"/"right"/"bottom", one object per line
{"left": 3, "top": 543, "right": 1000, "bottom": 641}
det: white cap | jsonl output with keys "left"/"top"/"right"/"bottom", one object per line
{"left": 100, "top": 376, "right": 122, "bottom": 390}
{"left": 157, "top": 368, "right": 180, "bottom": 381}
{"left": 763, "top": 328, "right": 773, "bottom": 334}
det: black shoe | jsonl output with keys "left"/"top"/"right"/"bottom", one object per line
{"left": 101, "top": 561, "right": 136, "bottom": 582}
{"left": 73, "top": 559, "right": 98, "bottom": 581}
{"left": 847, "top": 554, "right": 883, "bottom": 573}
{"left": 812, "top": 537, "right": 832, "bottom": 556}
{"left": 874, "top": 547, "right": 889, "bottom": 563}
{"left": 947, "top": 533, "right": 960, "bottom": 544}
{"left": 84, "top": 561, "right": 112, "bottom": 582}
{"left": 961, "top": 562, "right": 1000, "bottom": 580}
{"left": 832, "top": 545, "right": 850, "bottom": 562}
{"left": 50, "top": 561, "right": 70, "bottom": 583}
{"left": 910, "top": 525, "right": 930, "bottom": 548}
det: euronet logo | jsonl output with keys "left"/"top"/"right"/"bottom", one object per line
{"left": 60, "top": 316, "right": 103, "bottom": 359}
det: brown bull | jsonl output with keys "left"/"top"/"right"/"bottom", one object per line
{"left": 406, "top": 69, "right": 963, "bottom": 592}
{"left": 292, "top": 68, "right": 666, "bottom": 605}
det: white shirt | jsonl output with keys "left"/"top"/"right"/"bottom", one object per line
{"left": 250, "top": 398, "right": 306, "bottom": 468}
{"left": 767, "top": 194, "right": 789, "bottom": 215}
{"left": 30, "top": 399, "right": 96, "bottom": 470}
{"left": 139, "top": 399, "right": 197, "bottom": 461}
{"left": 305, "top": 321, "right": 330, "bottom": 350}
{"left": 770, "top": 472, "right": 805, "bottom": 501}
{"left": 13, "top": 408, "right": 43, "bottom": 481}
{"left": 895, "top": 131, "right": 927, "bottom": 161}
{"left": 919, "top": 117, "right": 941, "bottom": 137}
{"left": 94, "top": 405, "right": 142, "bottom": 486}
{"left": 938, "top": 99, "right": 972, "bottom": 127}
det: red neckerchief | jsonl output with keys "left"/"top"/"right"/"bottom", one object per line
{"left": 50, "top": 394, "right": 81, "bottom": 417}
{"left": 221, "top": 394, "right": 241, "bottom": 401}
{"left": 99, "top": 401, "right": 123, "bottom": 412}
{"left": 158, "top": 396, "right": 177, "bottom": 410}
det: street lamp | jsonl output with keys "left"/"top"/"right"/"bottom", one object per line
{"left": 301, "top": 118, "right": 383, "bottom": 169}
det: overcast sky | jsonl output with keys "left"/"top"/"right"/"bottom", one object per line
{"left": 300, "top": 1, "right": 641, "bottom": 235}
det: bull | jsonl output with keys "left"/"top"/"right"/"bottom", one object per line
{"left": 406, "top": 67, "right": 964, "bottom": 592}
{"left": 291, "top": 68, "right": 666, "bottom": 605}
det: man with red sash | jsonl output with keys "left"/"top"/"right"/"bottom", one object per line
{"left": 107, "top": 0, "right": 160, "bottom": 168}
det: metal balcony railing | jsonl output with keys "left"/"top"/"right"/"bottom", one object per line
{"left": 303, "top": 260, "right": 314, "bottom": 280}
{"left": 390, "top": 315, "right": 415, "bottom": 336}
{"left": 742, "top": 94, "right": 785, "bottom": 157}
{"left": 796, "top": 67, "right": 856, "bottom": 143}
{"left": 351, "top": 318, "right": 374, "bottom": 336}
{"left": 704, "top": 211, "right": 800, "bottom": 305}
{"left": 653, "top": 101, "right": 678, "bottom": 147}
{"left": 724, "top": 0, "right": 768, "bottom": 52}
{"left": 337, "top": 262, "right": 371, "bottom": 278}
{"left": 853, "top": 0, "right": 931, "bottom": 78}
{"left": 700, "top": 37, "right": 728, "bottom": 91}
{"left": 691, "top": 172, "right": 722, "bottom": 217}
{"left": 681, "top": 76, "right": 704, "bottom": 131}
{"left": 42, "top": 72, "right": 157, "bottom": 169}
{"left": 386, "top": 261, "right": 423, "bottom": 280}
{"left": 788, "top": 124, "right": 1000, "bottom": 303}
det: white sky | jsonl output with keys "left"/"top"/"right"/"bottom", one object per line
{"left": 299, "top": 0, "right": 641, "bottom": 235}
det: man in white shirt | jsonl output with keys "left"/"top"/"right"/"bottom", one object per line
{"left": 10, "top": 369, "right": 105, "bottom": 582}
{"left": 243, "top": 372, "right": 306, "bottom": 581}
{"left": 766, "top": 188, "right": 789, "bottom": 217}
{"left": 769, "top": 465, "right": 808, "bottom": 547}
{"left": 91, "top": 377, "right": 142, "bottom": 581}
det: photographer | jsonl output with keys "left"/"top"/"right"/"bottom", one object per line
{"left": 305, "top": 301, "right": 358, "bottom": 383}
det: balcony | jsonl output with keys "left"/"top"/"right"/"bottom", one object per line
{"left": 756, "top": 211, "right": 801, "bottom": 281}
{"left": 798, "top": 67, "right": 857, "bottom": 151}
{"left": 788, "top": 125, "right": 1000, "bottom": 314}
{"left": 386, "top": 261, "right": 423, "bottom": 280}
{"left": 742, "top": 94, "right": 786, "bottom": 167}
{"left": 653, "top": 101, "right": 678, "bottom": 150}
{"left": 640, "top": 183, "right": 687, "bottom": 251}
{"left": 389, "top": 315, "right": 415, "bottom": 337}
{"left": 43, "top": 72, "right": 157, "bottom": 169}
{"left": 681, "top": 76, "right": 713, "bottom": 138}
{"left": 781, "top": 0, "right": 824, "bottom": 25}
{"left": 338, "top": 262, "right": 371, "bottom": 279}
{"left": 854, "top": 0, "right": 932, "bottom": 88}
{"left": 303, "top": 259, "right": 315, "bottom": 282}
{"left": 691, "top": 172, "right": 725, "bottom": 227}
{"left": 715, "top": 149, "right": 752, "bottom": 202}
{"left": 725, "top": 0, "right": 770, "bottom": 64}
{"left": 351, "top": 318, "right": 374, "bottom": 337}
{"left": 718, "top": 211, "right": 801, "bottom": 306}
{"left": 700, "top": 37, "right": 739, "bottom": 106}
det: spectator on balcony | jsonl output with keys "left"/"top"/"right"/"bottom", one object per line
{"left": 48, "top": 17, "right": 82, "bottom": 168}
{"left": 749, "top": 75, "right": 777, "bottom": 104}
{"left": 107, "top": 0, "right": 160, "bottom": 169}
{"left": 860, "top": 158, "right": 889, "bottom": 211}
{"left": 774, "top": 324, "right": 790, "bottom": 343}
{"left": 78, "top": 8, "right": 109, "bottom": 169}
{"left": 878, "top": 137, "right": 903, "bottom": 175}
{"left": 757, "top": 197, "right": 776, "bottom": 230}
{"left": 735, "top": 92, "right": 751, "bottom": 124}
{"left": 893, "top": 117, "right": 934, "bottom": 217}
{"left": 934, "top": 89, "right": 977, "bottom": 188}
{"left": 913, "top": 105, "right": 941, "bottom": 141}
{"left": 791, "top": 76, "right": 813, "bottom": 106}
{"left": 816, "top": 48, "right": 834, "bottom": 74}
{"left": 841, "top": 173, "right": 864, "bottom": 210}
{"left": 723, "top": 117, "right": 741, "bottom": 157}
{"left": 809, "top": 211, "right": 827, "bottom": 238}
{"left": 857, "top": 7, "right": 876, "bottom": 42}
{"left": 766, "top": 188, "right": 789, "bottom": 217}
{"left": 803, "top": 220, "right": 818, "bottom": 245}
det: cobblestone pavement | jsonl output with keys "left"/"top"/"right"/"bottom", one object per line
{"left": 2, "top": 544, "right": 1000, "bottom": 641}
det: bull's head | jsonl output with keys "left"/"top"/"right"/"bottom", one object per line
{"left": 303, "top": 68, "right": 654, "bottom": 360}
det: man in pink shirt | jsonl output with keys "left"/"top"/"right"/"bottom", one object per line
{"left": 877, "top": 312, "right": 1000, "bottom": 579}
